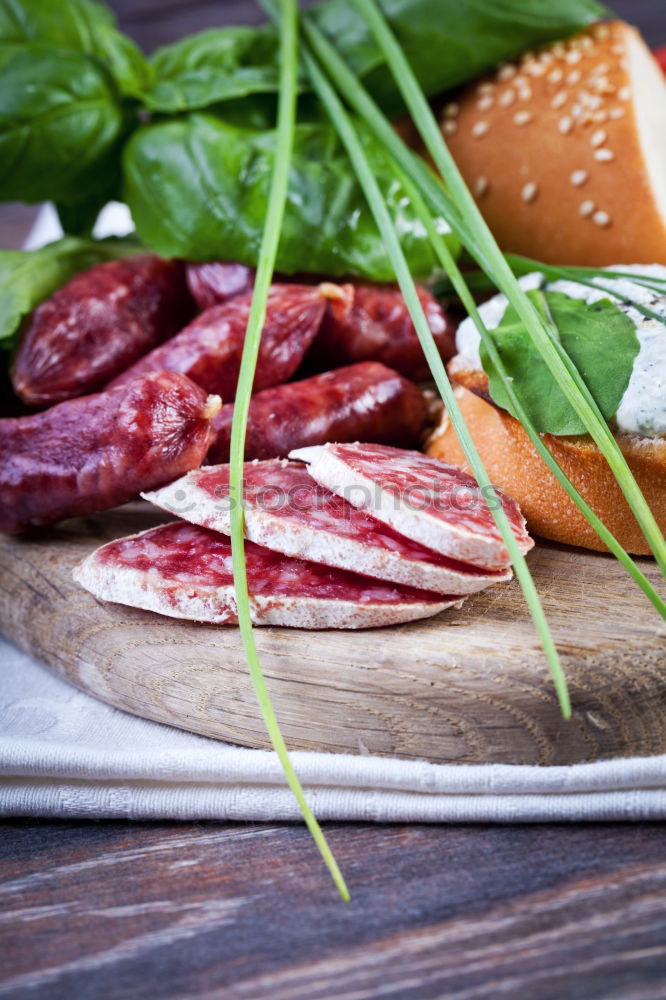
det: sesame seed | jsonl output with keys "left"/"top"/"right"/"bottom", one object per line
{"left": 548, "top": 68, "right": 564, "bottom": 84}
{"left": 514, "top": 110, "right": 533, "bottom": 126}
{"left": 594, "top": 148, "right": 615, "bottom": 162}
{"left": 499, "top": 89, "right": 515, "bottom": 108}
{"left": 477, "top": 96, "right": 494, "bottom": 112}
{"left": 609, "top": 107, "right": 625, "bottom": 119}
{"left": 611, "top": 42, "right": 624, "bottom": 55}
{"left": 553, "top": 43, "right": 566, "bottom": 58}
{"left": 474, "top": 176, "right": 489, "bottom": 197}
{"left": 571, "top": 102, "right": 583, "bottom": 118}
{"left": 570, "top": 169, "right": 588, "bottom": 186}
{"left": 595, "top": 24, "right": 610, "bottom": 41}
{"left": 593, "top": 210, "right": 611, "bottom": 227}
{"left": 566, "top": 49, "right": 582, "bottom": 64}
{"left": 566, "top": 69, "right": 582, "bottom": 85}
{"left": 584, "top": 93, "right": 603, "bottom": 110}
{"left": 558, "top": 116, "right": 573, "bottom": 134}
{"left": 581, "top": 36, "right": 594, "bottom": 50}
{"left": 580, "top": 200, "right": 595, "bottom": 217}
{"left": 513, "top": 75, "right": 527, "bottom": 88}
{"left": 498, "top": 64, "right": 516, "bottom": 81}
{"left": 551, "top": 91, "right": 567, "bottom": 109}
{"left": 592, "top": 77, "right": 614, "bottom": 94}
{"left": 472, "top": 121, "right": 489, "bottom": 138}
{"left": 518, "top": 86, "right": 533, "bottom": 101}
{"left": 443, "top": 120, "right": 457, "bottom": 136}
{"left": 541, "top": 52, "right": 554, "bottom": 65}
{"left": 591, "top": 110, "right": 608, "bottom": 123}
{"left": 618, "top": 86, "right": 631, "bottom": 101}
{"left": 526, "top": 61, "right": 545, "bottom": 77}
{"left": 521, "top": 181, "right": 539, "bottom": 203}
{"left": 478, "top": 82, "right": 495, "bottom": 95}
{"left": 444, "top": 102, "right": 460, "bottom": 118}
{"left": 590, "top": 129, "right": 606, "bottom": 147}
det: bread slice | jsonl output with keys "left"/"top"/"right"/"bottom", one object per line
{"left": 427, "top": 385, "right": 666, "bottom": 554}
{"left": 440, "top": 21, "right": 666, "bottom": 266}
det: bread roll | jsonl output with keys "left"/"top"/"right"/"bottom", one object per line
{"left": 439, "top": 21, "right": 666, "bottom": 266}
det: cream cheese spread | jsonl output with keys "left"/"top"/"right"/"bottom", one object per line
{"left": 455, "top": 264, "right": 666, "bottom": 438}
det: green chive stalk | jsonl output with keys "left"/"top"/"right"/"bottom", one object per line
{"left": 298, "top": 41, "right": 571, "bottom": 717}
{"left": 228, "top": 0, "right": 349, "bottom": 902}
{"left": 507, "top": 255, "right": 666, "bottom": 325}
{"left": 395, "top": 170, "right": 666, "bottom": 617}
{"left": 295, "top": 10, "right": 664, "bottom": 617}
{"left": 349, "top": 0, "right": 666, "bottom": 575}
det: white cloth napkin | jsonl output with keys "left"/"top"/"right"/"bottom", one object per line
{"left": 2, "top": 638, "right": 665, "bottom": 822}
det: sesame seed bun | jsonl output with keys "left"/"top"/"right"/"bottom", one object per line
{"left": 438, "top": 21, "right": 666, "bottom": 267}
{"left": 426, "top": 380, "right": 666, "bottom": 555}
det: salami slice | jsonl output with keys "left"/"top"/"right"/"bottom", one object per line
{"left": 73, "top": 521, "right": 460, "bottom": 629}
{"left": 290, "top": 443, "right": 533, "bottom": 572}
{"left": 145, "top": 461, "right": 510, "bottom": 595}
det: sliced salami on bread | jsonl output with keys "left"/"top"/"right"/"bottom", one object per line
{"left": 73, "top": 521, "right": 461, "bottom": 630}
{"left": 144, "top": 461, "right": 512, "bottom": 595}
{"left": 290, "top": 443, "right": 533, "bottom": 572}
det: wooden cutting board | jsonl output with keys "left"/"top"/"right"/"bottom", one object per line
{"left": 0, "top": 502, "right": 664, "bottom": 766}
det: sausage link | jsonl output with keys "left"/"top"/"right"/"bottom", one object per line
{"left": 186, "top": 261, "right": 254, "bottom": 310}
{"left": 208, "top": 361, "right": 428, "bottom": 463}
{"left": 309, "top": 283, "right": 456, "bottom": 381}
{"left": 0, "top": 372, "right": 219, "bottom": 533}
{"left": 12, "top": 256, "right": 195, "bottom": 407}
{"left": 109, "top": 283, "right": 331, "bottom": 399}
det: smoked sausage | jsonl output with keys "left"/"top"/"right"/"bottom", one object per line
{"left": 208, "top": 361, "right": 429, "bottom": 463}
{"left": 109, "top": 284, "right": 332, "bottom": 398}
{"left": 0, "top": 372, "right": 219, "bottom": 534}
{"left": 12, "top": 256, "right": 195, "bottom": 407}
{"left": 309, "top": 283, "right": 456, "bottom": 380}
{"left": 186, "top": 261, "right": 254, "bottom": 310}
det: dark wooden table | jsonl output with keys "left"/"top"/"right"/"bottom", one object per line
{"left": 2, "top": 2, "right": 665, "bottom": 997}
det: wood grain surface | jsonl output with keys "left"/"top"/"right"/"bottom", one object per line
{"left": 1, "top": 818, "right": 665, "bottom": 999}
{"left": 0, "top": 502, "right": 664, "bottom": 766}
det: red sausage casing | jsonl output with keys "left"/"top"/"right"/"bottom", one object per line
{"left": 208, "top": 361, "right": 429, "bottom": 463}
{"left": 0, "top": 371, "right": 219, "bottom": 534}
{"left": 12, "top": 256, "right": 195, "bottom": 407}
{"left": 186, "top": 261, "right": 254, "bottom": 310}
{"left": 309, "top": 284, "right": 456, "bottom": 381}
{"left": 109, "top": 283, "right": 331, "bottom": 399}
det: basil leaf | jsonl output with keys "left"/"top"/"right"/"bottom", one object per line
{"left": 0, "top": 236, "right": 140, "bottom": 351}
{"left": 0, "top": 44, "right": 125, "bottom": 206}
{"left": 481, "top": 291, "right": 640, "bottom": 436}
{"left": 311, "top": 0, "right": 608, "bottom": 112}
{"left": 0, "top": 0, "right": 151, "bottom": 97}
{"left": 146, "top": 26, "right": 287, "bottom": 113}
{"left": 144, "top": 0, "right": 605, "bottom": 115}
{"left": 123, "top": 112, "right": 452, "bottom": 281}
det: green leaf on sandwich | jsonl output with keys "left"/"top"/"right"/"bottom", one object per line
{"left": 480, "top": 291, "right": 640, "bottom": 436}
